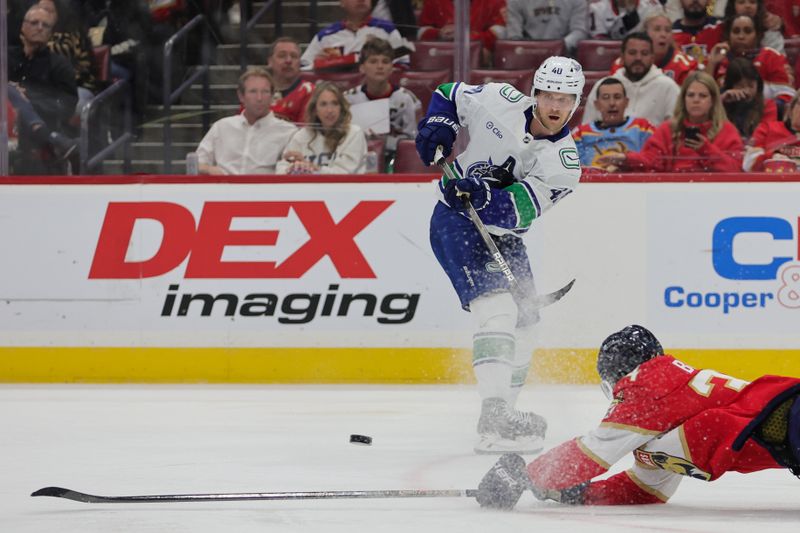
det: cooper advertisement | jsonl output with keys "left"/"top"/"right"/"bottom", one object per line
{"left": 646, "top": 186, "right": 800, "bottom": 347}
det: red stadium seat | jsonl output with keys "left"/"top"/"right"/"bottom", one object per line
{"left": 301, "top": 71, "right": 362, "bottom": 92}
{"left": 390, "top": 69, "right": 450, "bottom": 112}
{"left": 410, "top": 41, "right": 481, "bottom": 74}
{"left": 785, "top": 37, "right": 800, "bottom": 68}
{"left": 92, "top": 45, "right": 111, "bottom": 81}
{"left": 568, "top": 105, "right": 585, "bottom": 131}
{"left": 393, "top": 139, "right": 431, "bottom": 173}
{"left": 577, "top": 40, "right": 622, "bottom": 71}
{"left": 493, "top": 40, "right": 565, "bottom": 70}
{"left": 582, "top": 70, "right": 609, "bottom": 100}
{"left": 796, "top": 54, "right": 800, "bottom": 89}
{"left": 468, "top": 69, "right": 534, "bottom": 92}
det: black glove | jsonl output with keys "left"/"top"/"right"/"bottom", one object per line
{"left": 442, "top": 175, "right": 490, "bottom": 212}
{"left": 530, "top": 481, "right": 589, "bottom": 505}
{"left": 475, "top": 454, "right": 532, "bottom": 510}
{"left": 415, "top": 114, "right": 459, "bottom": 166}
{"left": 482, "top": 164, "right": 516, "bottom": 189}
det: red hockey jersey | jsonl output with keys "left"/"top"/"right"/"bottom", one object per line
{"left": 609, "top": 47, "right": 698, "bottom": 86}
{"left": 527, "top": 356, "right": 800, "bottom": 505}
{"left": 417, "top": 0, "right": 506, "bottom": 52}
{"left": 714, "top": 47, "right": 796, "bottom": 102}
{"left": 672, "top": 17, "right": 723, "bottom": 65}
{"left": 271, "top": 78, "right": 315, "bottom": 124}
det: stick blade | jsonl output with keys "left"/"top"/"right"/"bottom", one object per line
{"left": 531, "top": 278, "right": 575, "bottom": 309}
{"left": 32, "top": 487, "right": 103, "bottom": 503}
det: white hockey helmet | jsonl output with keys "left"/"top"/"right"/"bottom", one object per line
{"left": 532, "top": 56, "right": 585, "bottom": 125}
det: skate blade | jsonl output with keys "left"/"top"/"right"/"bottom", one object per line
{"left": 473, "top": 435, "right": 544, "bottom": 455}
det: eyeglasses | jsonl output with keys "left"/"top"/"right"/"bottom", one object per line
{"left": 23, "top": 19, "right": 53, "bottom": 30}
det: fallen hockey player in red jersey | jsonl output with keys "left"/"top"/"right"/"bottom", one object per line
{"left": 475, "top": 324, "right": 800, "bottom": 509}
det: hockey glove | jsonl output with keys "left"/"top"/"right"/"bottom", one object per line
{"left": 530, "top": 481, "right": 589, "bottom": 505}
{"left": 483, "top": 164, "right": 516, "bottom": 189}
{"left": 415, "top": 114, "right": 459, "bottom": 166}
{"left": 476, "top": 454, "right": 533, "bottom": 510}
{"left": 443, "top": 176, "right": 490, "bottom": 212}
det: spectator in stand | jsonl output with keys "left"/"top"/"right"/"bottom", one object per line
{"left": 277, "top": 82, "right": 368, "bottom": 174}
{"left": 573, "top": 78, "right": 655, "bottom": 171}
{"left": 724, "top": 0, "right": 784, "bottom": 53}
{"left": 743, "top": 92, "right": 800, "bottom": 171}
{"left": 300, "top": 0, "right": 415, "bottom": 71}
{"left": 344, "top": 37, "right": 421, "bottom": 170}
{"left": 505, "top": 0, "right": 588, "bottom": 55}
{"left": 266, "top": 37, "right": 315, "bottom": 124}
{"left": 589, "top": 0, "right": 665, "bottom": 40}
{"left": 599, "top": 71, "right": 744, "bottom": 172}
{"left": 370, "top": 0, "right": 418, "bottom": 41}
{"left": 38, "top": 0, "right": 99, "bottom": 114}
{"left": 8, "top": 4, "right": 78, "bottom": 174}
{"left": 672, "top": 0, "right": 724, "bottom": 66}
{"left": 609, "top": 11, "right": 698, "bottom": 87}
{"left": 417, "top": 0, "right": 506, "bottom": 67}
{"left": 765, "top": 0, "right": 799, "bottom": 37}
{"left": 708, "top": 15, "right": 795, "bottom": 103}
{"left": 196, "top": 67, "right": 297, "bottom": 175}
{"left": 720, "top": 57, "right": 777, "bottom": 142}
{"left": 583, "top": 32, "right": 680, "bottom": 126}
{"left": 84, "top": 0, "right": 152, "bottom": 113}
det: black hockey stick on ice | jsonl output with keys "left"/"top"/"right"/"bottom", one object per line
{"left": 434, "top": 146, "right": 574, "bottom": 310}
{"left": 31, "top": 486, "right": 478, "bottom": 504}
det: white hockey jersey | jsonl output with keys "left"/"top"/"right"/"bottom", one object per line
{"left": 428, "top": 82, "right": 581, "bottom": 236}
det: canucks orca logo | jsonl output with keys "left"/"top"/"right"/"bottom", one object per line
{"left": 466, "top": 156, "right": 517, "bottom": 188}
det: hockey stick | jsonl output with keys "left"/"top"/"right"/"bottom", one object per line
{"left": 31, "top": 486, "right": 477, "bottom": 504}
{"left": 434, "top": 147, "right": 575, "bottom": 310}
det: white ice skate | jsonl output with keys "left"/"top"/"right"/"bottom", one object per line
{"left": 474, "top": 398, "right": 547, "bottom": 455}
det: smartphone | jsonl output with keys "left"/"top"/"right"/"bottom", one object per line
{"left": 685, "top": 126, "right": 700, "bottom": 141}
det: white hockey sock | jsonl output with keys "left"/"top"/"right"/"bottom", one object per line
{"left": 506, "top": 323, "right": 538, "bottom": 407}
{"left": 470, "top": 292, "right": 518, "bottom": 400}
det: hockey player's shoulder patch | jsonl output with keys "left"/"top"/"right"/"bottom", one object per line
{"left": 558, "top": 147, "right": 580, "bottom": 170}
{"left": 498, "top": 84, "right": 524, "bottom": 103}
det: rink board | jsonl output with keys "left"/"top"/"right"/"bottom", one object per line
{"left": 0, "top": 174, "right": 799, "bottom": 383}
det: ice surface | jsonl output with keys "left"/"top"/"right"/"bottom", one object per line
{"left": 2, "top": 384, "right": 798, "bottom": 532}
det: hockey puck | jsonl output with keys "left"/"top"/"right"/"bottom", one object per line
{"left": 349, "top": 434, "right": 373, "bottom": 445}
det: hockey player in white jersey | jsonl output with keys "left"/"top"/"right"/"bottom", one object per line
{"left": 415, "top": 57, "right": 584, "bottom": 454}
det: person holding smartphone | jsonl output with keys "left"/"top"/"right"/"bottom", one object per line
{"left": 597, "top": 71, "right": 744, "bottom": 172}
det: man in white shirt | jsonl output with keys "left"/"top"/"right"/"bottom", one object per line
{"left": 581, "top": 32, "right": 680, "bottom": 126}
{"left": 196, "top": 67, "right": 298, "bottom": 175}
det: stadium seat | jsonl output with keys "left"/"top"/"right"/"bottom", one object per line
{"left": 92, "top": 45, "right": 110, "bottom": 81}
{"left": 582, "top": 70, "right": 609, "bottom": 100}
{"left": 785, "top": 37, "right": 800, "bottom": 69}
{"left": 410, "top": 41, "right": 481, "bottom": 74}
{"left": 796, "top": 54, "right": 800, "bottom": 89}
{"left": 493, "top": 40, "right": 565, "bottom": 70}
{"left": 390, "top": 69, "right": 450, "bottom": 112}
{"left": 301, "top": 71, "right": 362, "bottom": 92}
{"left": 393, "top": 139, "right": 431, "bottom": 173}
{"left": 577, "top": 40, "right": 622, "bottom": 71}
{"left": 468, "top": 69, "right": 534, "bottom": 92}
{"left": 568, "top": 105, "right": 585, "bottom": 131}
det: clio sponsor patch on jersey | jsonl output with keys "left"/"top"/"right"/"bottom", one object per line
{"left": 485, "top": 121, "right": 503, "bottom": 139}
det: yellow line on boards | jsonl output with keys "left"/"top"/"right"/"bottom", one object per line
{"left": 1, "top": 347, "right": 799, "bottom": 384}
